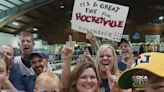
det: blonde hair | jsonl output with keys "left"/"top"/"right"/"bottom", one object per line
{"left": 35, "top": 71, "right": 62, "bottom": 92}
{"left": 95, "top": 44, "right": 119, "bottom": 76}
{"left": 0, "top": 44, "right": 14, "bottom": 58}
{"left": 19, "top": 31, "right": 34, "bottom": 42}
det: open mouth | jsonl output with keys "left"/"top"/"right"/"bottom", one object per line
{"left": 122, "top": 52, "right": 129, "bottom": 56}
{"left": 83, "top": 85, "right": 93, "bottom": 89}
{"left": 23, "top": 47, "right": 29, "bottom": 51}
{"left": 102, "top": 63, "right": 109, "bottom": 66}
{"left": 122, "top": 51, "right": 128, "bottom": 54}
{"left": 101, "top": 60, "right": 109, "bottom": 66}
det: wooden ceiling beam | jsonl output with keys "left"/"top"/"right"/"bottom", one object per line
{"left": 13, "top": 10, "right": 60, "bottom": 35}
{"left": 4, "top": 25, "right": 19, "bottom": 30}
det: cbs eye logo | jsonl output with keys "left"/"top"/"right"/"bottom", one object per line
{"left": 132, "top": 75, "right": 148, "bottom": 88}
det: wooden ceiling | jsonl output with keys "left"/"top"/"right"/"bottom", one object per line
{"left": 0, "top": 0, "right": 164, "bottom": 44}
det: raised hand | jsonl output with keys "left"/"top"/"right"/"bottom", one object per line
{"left": 78, "top": 54, "right": 86, "bottom": 63}
{"left": 105, "top": 66, "right": 122, "bottom": 92}
{"left": 84, "top": 48, "right": 94, "bottom": 62}
{"left": 61, "top": 35, "right": 75, "bottom": 91}
{"left": 62, "top": 35, "right": 74, "bottom": 60}
{"left": 86, "top": 31, "right": 99, "bottom": 51}
{"left": 105, "top": 66, "right": 114, "bottom": 85}
{"left": 86, "top": 31, "right": 96, "bottom": 43}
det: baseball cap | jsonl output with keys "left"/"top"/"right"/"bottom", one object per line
{"left": 118, "top": 52, "right": 164, "bottom": 89}
{"left": 118, "top": 38, "right": 133, "bottom": 48}
{"left": 29, "top": 50, "right": 48, "bottom": 60}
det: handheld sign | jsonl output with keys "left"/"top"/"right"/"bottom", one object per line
{"left": 71, "top": 0, "right": 129, "bottom": 42}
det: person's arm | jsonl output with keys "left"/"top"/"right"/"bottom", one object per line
{"left": 86, "top": 31, "right": 99, "bottom": 51}
{"left": 61, "top": 35, "right": 74, "bottom": 91}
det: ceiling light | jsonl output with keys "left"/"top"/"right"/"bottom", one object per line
{"left": 33, "top": 28, "right": 38, "bottom": 31}
{"left": 60, "top": 2, "right": 64, "bottom": 8}
{"left": 60, "top": 5, "right": 64, "bottom": 8}
{"left": 158, "top": 16, "right": 164, "bottom": 20}
{"left": 12, "top": 21, "right": 19, "bottom": 26}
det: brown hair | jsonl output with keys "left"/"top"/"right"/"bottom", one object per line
{"left": 68, "top": 61, "right": 101, "bottom": 92}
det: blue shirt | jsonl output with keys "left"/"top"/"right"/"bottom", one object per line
{"left": 9, "top": 63, "right": 36, "bottom": 92}
{"left": 118, "top": 60, "right": 127, "bottom": 72}
{"left": 24, "top": 75, "right": 36, "bottom": 92}
{"left": 9, "top": 66, "right": 25, "bottom": 90}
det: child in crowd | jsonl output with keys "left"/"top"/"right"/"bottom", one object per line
{"left": 34, "top": 71, "right": 62, "bottom": 92}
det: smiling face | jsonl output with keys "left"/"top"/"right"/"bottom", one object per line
{"left": 96, "top": 44, "right": 118, "bottom": 78}
{"left": 119, "top": 42, "right": 133, "bottom": 59}
{"left": 0, "top": 45, "right": 14, "bottom": 65}
{"left": 98, "top": 48, "right": 114, "bottom": 73}
{"left": 76, "top": 67, "right": 98, "bottom": 92}
{"left": 30, "top": 55, "right": 47, "bottom": 75}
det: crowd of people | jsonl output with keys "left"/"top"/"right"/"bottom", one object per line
{"left": 0, "top": 31, "right": 164, "bottom": 92}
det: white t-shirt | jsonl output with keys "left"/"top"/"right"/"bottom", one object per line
{"left": 13, "top": 56, "right": 35, "bottom": 76}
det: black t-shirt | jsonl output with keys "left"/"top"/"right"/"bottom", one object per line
{"left": 21, "top": 58, "right": 31, "bottom": 68}
{"left": 101, "top": 79, "right": 110, "bottom": 92}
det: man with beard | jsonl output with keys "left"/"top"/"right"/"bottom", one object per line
{"left": 23, "top": 51, "right": 50, "bottom": 92}
{"left": 29, "top": 51, "right": 49, "bottom": 75}
{"left": 117, "top": 38, "right": 134, "bottom": 72}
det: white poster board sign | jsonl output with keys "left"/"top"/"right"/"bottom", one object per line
{"left": 71, "top": 0, "right": 129, "bottom": 41}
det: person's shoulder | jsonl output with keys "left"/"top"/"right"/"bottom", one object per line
{"left": 11, "top": 56, "right": 22, "bottom": 68}
{"left": 14, "top": 56, "right": 21, "bottom": 59}
{"left": 118, "top": 60, "right": 127, "bottom": 72}
{"left": 13, "top": 56, "right": 21, "bottom": 63}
